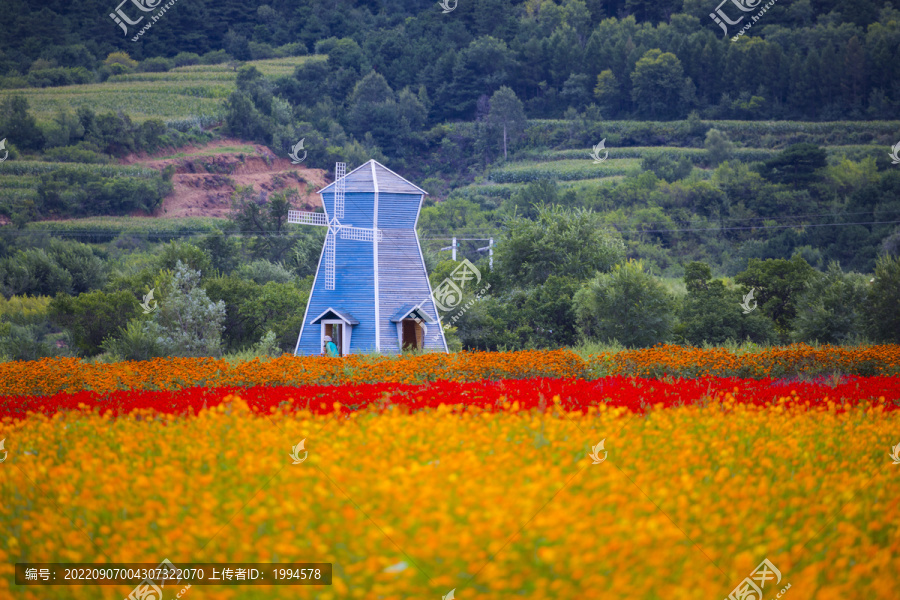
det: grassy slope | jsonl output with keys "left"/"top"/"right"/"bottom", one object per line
{"left": 0, "top": 56, "right": 323, "bottom": 124}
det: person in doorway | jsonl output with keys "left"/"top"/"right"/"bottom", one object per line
{"left": 323, "top": 335, "right": 339, "bottom": 357}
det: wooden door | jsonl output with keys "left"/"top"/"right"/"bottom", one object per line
{"left": 402, "top": 320, "right": 419, "bottom": 351}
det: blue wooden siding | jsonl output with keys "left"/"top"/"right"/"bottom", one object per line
{"left": 296, "top": 160, "right": 446, "bottom": 356}
{"left": 320, "top": 191, "right": 375, "bottom": 229}
{"left": 296, "top": 233, "right": 377, "bottom": 355}
{"left": 378, "top": 229, "right": 446, "bottom": 352}
{"left": 378, "top": 192, "right": 421, "bottom": 229}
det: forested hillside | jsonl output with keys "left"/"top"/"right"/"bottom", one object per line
{"left": 3, "top": 0, "right": 900, "bottom": 121}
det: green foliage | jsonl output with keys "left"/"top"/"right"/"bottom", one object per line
{"left": 489, "top": 159, "right": 638, "bottom": 183}
{"left": 454, "top": 276, "right": 579, "bottom": 350}
{"left": 104, "top": 261, "right": 226, "bottom": 359}
{"left": 630, "top": 49, "right": 689, "bottom": 119}
{"left": 141, "top": 57, "right": 173, "bottom": 73}
{"left": 757, "top": 143, "right": 828, "bottom": 185}
{"left": 704, "top": 129, "right": 734, "bottom": 166}
{"left": 234, "top": 260, "right": 297, "bottom": 285}
{"left": 237, "top": 281, "right": 308, "bottom": 353}
{"left": 791, "top": 262, "right": 871, "bottom": 344}
{"left": 48, "top": 290, "right": 140, "bottom": 356}
{"left": 676, "top": 261, "right": 777, "bottom": 345}
{"left": 734, "top": 255, "right": 818, "bottom": 337}
{"left": 154, "top": 241, "right": 213, "bottom": 278}
{"left": 202, "top": 274, "right": 261, "bottom": 352}
{"left": 0, "top": 95, "right": 43, "bottom": 151}
{"left": 0, "top": 295, "right": 51, "bottom": 325}
{"left": 485, "top": 86, "right": 527, "bottom": 160}
{"left": 493, "top": 204, "right": 625, "bottom": 288}
{"left": 641, "top": 152, "right": 693, "bottom": 182}
{"left": 867, "top": 254, "right": 900, "bottom": 343}
{"left": 574, "top": 260, "right": 676, "bottom": 348}
{"left": 195, "top": 232, "right": 242, "bottom": 275}
{"left": 0, "top": 322, "right": 70, "bottom": 362}
{"left": 100, "top": 317, "right": 169, "bottom": 362}
{"left": 502, "top": 179, "right": 577, "bottom": 219}
{"left": 0, "top": 248, "right": 73, "bottom": 297}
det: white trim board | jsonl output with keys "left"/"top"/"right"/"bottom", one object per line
{"left": 371, "top": 161, "right": 381, "bottom": 352}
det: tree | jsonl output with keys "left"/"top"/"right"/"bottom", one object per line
{"left": 503, "top": 179, "right": 577, "bottom": 219}
{"left": 593, "top": 69, "right": 620, "bottom": 115}
{"left": 642, "top": 152, "right": 693, "bottom": 182}
{"left": 102, "top": 52, "right": 138, "bottom": 75}
{"left": 733, "top": 255, "right": 817, "bottom": 338}
{"left": 0, "top": 248, "right": 72, "bottom": 297}
{"left": 438, "top": 36, "right": 516, "bottom": 120}
{"left": 0, "top": 95, "right": 44, "bottom": 151}
{"left": 238, "top": 281, "right": 309, "bottom": 353}
{"left": 757, "top": 143, "right": 827, "bottom": 185}
{"left": 148, "top": 261, "right": 226, "bottom": 357}
{"left": 791, "top": 262, "right": 870, "bottom": 344}
{"left": 676, "top": 262, "right": 777, "bottom": 345}
{"left": 494, "top": 205, "right": 625, "bottom": 288}
{"left": 48, "top": 290, "right": 140, "bottom": 356}
{"left": 485, "top": 86, "right": 526, "bottom": 160}
{"left": 704, "top": 128, "right": 734, "bottom": 166}
{"left": 631, "top": 49, "right": 688, "bottom": 118}
{"left": 229, "top": 186, "right": 306, "bottom": 262}
{"left": 574, "top": 260, "right": 676, "bottom": 347}
{"left": 155, "top": 241, "right": 213, "bottom": 278}
{"left": 867, "top": 254, "right": 900, "bottom": 343}
{"left": 453, "top": 275, "right": 580, "bottom": 350}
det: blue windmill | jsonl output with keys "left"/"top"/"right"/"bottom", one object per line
{"left": 289, "top": 161, "right": 448, "bottom": 356}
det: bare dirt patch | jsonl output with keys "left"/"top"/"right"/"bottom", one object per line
{"left": 120, "top": 139, "right": 328, "bottom": 219}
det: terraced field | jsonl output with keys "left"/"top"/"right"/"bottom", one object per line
{"left": 0, "top": 56, "right": 323, "bottom": 125}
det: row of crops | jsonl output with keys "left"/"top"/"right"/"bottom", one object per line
{"left": 0, "top": 56, "right": 321, "bottom": 125}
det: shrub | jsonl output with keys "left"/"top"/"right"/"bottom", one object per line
{"left": 494, "top": 204, "right": 626, "bottom": 288}
{"left": 101, "top": 318, "right": 169, "bottom": 362}
{"left": 200, "top": 50, "right": 231, "bottom": 65}
{"left": 154, "top": 241, "right": 213, "bottom": 276}
{"left": 0, "top": 248, "right": 73, "bottom": 297}
{"left": 574, "top": 260, "right": 676, "bottom": 348}
{"left": 867, "top": 254, "right": 900, "bottom": 343}
{"left": 791, "top": 262, "right": 870, "bottom": 344}
{"left": 734, "top": 255, "right": 817, "bottom": 338}
{"left": 141, "top": 57, "right": 173, "bottom": 72}
{"left": 173, "top": 52, "right": 201, "bottom": 67}
{"left": 641, "top": 152, "right": 693, "bottom": 182}
{"left": 704, "top": 128, "right": 734, "bottom": 166}
{"left": 0, "top": 295, "right": 51, "bottom": 326}
{"left": 234, "top": 259, "right": 296, "bottom": 285}
{"left": 104, "top": 261, "right": 226, "bottom": 359}
{"left": 42, "top": 146, "right": 112, "bottom": 164}
{"left": 0, "top": 322, "right": 69, "bottom": 362}
{"left": 49, "top": 290, "right": 140, "bottom": 357}
{"left": 102, "top": 52, "right": 138, "bottom": 75}
{"left": 676, "top": 262, "right": 777, "bottom": 345}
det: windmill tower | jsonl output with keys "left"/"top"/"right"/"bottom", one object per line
{"left": 289, "top": 160, "right": 448, "bottom": 356}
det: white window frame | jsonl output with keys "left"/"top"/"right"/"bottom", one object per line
{"left": 320, "top": 320, "right": 352, "bottom": 356}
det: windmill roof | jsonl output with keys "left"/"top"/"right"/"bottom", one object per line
{"left": 319, "top": 160, "right": 428, "bottom": 195}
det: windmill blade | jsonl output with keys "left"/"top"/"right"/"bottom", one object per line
{"left": 323, "top": 230, "right": 336, "bottom": 290}
{"left": 288, "top": 210, "right": 328, "bottom": 226}
{"left": 334, "top": 162, "right": 346, "bottom": 220}
{"left": 340, "top": 226, "right": 383, "bottom": 242}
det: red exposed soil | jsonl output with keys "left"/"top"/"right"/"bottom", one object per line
{"left": 119, "top": 139, "right": 328, "bottom": 219}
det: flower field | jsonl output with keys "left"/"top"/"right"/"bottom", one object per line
{"left": 2, "top": 349, "right": 900, "bottom": 599}
{"left": 2, "top": 345, "right": 899, "bottom": 398}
